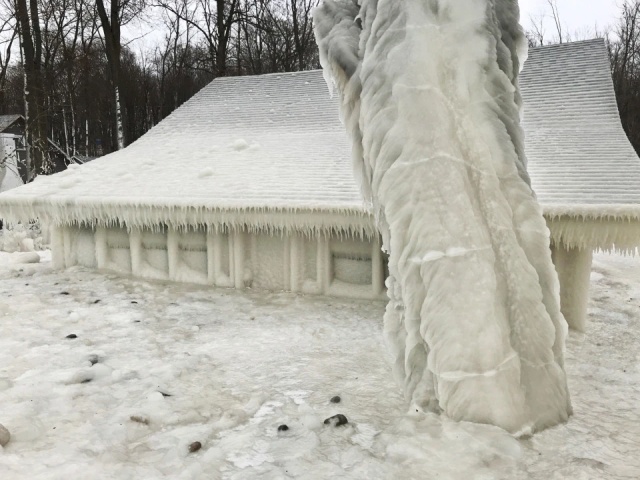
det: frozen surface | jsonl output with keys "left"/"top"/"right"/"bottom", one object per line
{"left": 0, "top": 223, "right": 46, "bottom": 253}
{"left": 0, "top": 252, "right": 638, "bottom": 478}
{"left": 315, "top": 0, "right": 570, "bottom": 432}
{"left": 0, "top": 41, "right": 638, "bottom": 235}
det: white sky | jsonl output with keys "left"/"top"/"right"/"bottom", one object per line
{"left": 519, "top": 0, "right": 622, "bottom": 38}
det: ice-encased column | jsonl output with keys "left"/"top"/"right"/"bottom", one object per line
{"left": 315, "top": 0, "right": 572, "bottom": 434}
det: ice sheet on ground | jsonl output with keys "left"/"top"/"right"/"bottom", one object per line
{"left": 0, "top": 252, "right": 637, "bottom": 479}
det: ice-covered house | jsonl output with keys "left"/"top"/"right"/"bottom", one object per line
{"left": 0, "top": 39, "right": 638, "bottom": 331}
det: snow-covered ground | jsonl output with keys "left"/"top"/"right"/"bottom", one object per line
{"left": 0, "top": 252, "right": 637, "bottom": 479}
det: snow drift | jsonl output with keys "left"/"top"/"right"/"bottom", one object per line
{"left": 314, "top": 0, "right": 572, "bottom": 434}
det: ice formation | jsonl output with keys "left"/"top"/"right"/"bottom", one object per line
{"left": 314, "top": 0, "right": 572, "bottom": 433}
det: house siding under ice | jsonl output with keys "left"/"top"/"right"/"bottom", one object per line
{"left": 1, "top": 40, "right": 640, "bottom": 331}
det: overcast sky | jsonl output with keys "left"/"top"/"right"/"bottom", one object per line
{"left": 519, "top": 0, "right": 621, "bottom": 36}
{"left": 124, "top": 1, "right": 624, "bottom": 55}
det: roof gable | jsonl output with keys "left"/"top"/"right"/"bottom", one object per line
{"left": 0, "top": 114, "right": 24, "bottom": 133}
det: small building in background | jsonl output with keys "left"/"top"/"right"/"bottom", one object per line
{"left": 0, "top": 114, "right": 27, "bottom": 190}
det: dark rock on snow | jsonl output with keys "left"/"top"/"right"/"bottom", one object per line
{"left": 0, "top": 424, "right": 10, "bottom": 447}
{"left": 130, "top": 415, "right": 150, "bottom": 425}
{"left": 324, "top": 414, "right": 349, "bottom": 427}
{"left": 330, "top": 396, "right": 341, "bottom": 404}
{"left": 278, "top": 424, "right": 289, "bottom": 432}
{"left": 66, "top": 334, "right": 77, "bottom": 339}
{"left": 189, "top": 441, "right": 202, "bottom": 453}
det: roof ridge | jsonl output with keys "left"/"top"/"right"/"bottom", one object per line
{"left": 529, "top": 38, "right": 605, "bottom": 51}
{"left": 211, "top": 69, "right": 324, "bottom": 83}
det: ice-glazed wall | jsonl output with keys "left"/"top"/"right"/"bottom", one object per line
{"left": 50, "top": 222, "right": 595, "bottom": 326}
{"left": 51, "top": 224, "right": 386, "bottom": 300}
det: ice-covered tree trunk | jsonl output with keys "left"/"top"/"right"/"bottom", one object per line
{"left": 315, "top": 0, "right": 572, "bottom": 434}
{"left": 63, "top": 107, "right": 70, "bottom": 156}
{"left": 20, "top": 37, "right": 32, "bottom": 180}
{"left": 115, "top": 86, "right": 124, "bottom": 150}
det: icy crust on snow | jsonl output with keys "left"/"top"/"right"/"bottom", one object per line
{"left": 315, "top": 0, "right": 571, "bottom": 433}
{"left": 0, "top": 253, "right": 638, "bottom": 479}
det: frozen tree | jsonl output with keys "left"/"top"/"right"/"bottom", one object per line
{"left": 314, "top": 0, "right": 572, "bottom": 434}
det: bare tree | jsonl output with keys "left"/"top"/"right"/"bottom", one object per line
{"left": 547, "top": 0, "right": 564, "bottom": 44}
{"left": 0, "top": 6, "right": 17, "bottom": 108}
{"left": 153, "top": 0, "right": 240, "bottom": 76}
{"left": 526, "top": 11, "right": 546, "bottom": 47}
{"left": 95, "top": 0, "right": 146, "bottom": 150}
{"left": 234, "top": 0, "right": 318, "bottom": 74}
{"left": 290, "top": 0, "right": 318, "bottom": 70}
{"left": 15, "top": 0, "right": 49, "bottom": 176}
{"left": 610, "top": 1, "right": 640, "bottom": 154}
{"left": 525, "top": 0, "right": 569, "bottom": 46}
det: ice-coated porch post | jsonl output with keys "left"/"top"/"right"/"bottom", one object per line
{"left": 51, "top": 225, "right": 65, "bottom": 269}
{"left": 551, "top": 242, "right": 594, "bottom": 332}
{"left": 233, "top": 230, "right": 245, "bottom": 289}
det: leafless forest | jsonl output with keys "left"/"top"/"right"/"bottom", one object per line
{"left": 0, "top": 0, "right": 638, "bottom": 177}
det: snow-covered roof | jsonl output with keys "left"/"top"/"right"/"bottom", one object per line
{"left": 521, "top": 39, "right": 640, "bottom": 219}
{"left": 0, "top": 114, "right": 23, "bottom": 133}
{"left": 1, "top": 39, "right": 639, "bottom": 243}
{"left": 0, "top": 69, "right": 371, "bottom": 236}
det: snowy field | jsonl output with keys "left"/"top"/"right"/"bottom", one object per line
{"left": 0, "top": 252, "right": 638, "bottom": 480}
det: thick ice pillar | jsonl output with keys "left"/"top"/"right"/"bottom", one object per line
{"left": 551, "top": 243, "right": 593, "bottom": 332}
{"left": 315, "top": 0, "right": 572, "bottom": 433}
{"left": 233, "top": 230, "right": 245, "bottom": 289}
{"left": 50, "top": 225, "right": 65, "bottom": 269}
